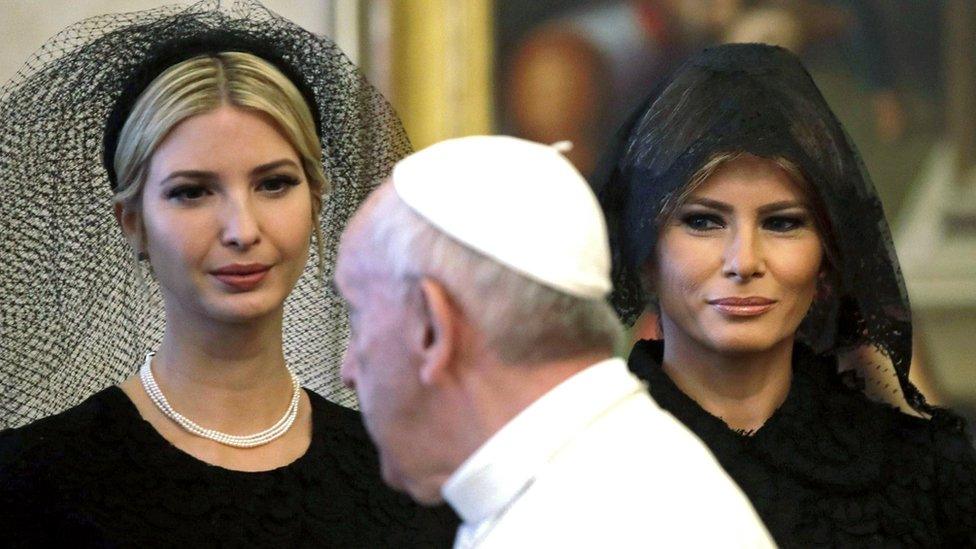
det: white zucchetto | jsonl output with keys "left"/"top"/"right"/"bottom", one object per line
{"left": 392, "top": 135, "right": 611, "bottom": 299}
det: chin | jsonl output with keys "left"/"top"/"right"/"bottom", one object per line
{"left": 402, "top": 482, "right": 445, "bottom": 507}
{"left": 381, "top": 460, "right": 444, "bottom": 506}
{"left": 703, "top": 327, "right": 789, "bottom": 355}
{"left": 203, "top": 293, "right": 287, "bottom": 323}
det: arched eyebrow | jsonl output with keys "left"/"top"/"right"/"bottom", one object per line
{"left": 250, "top": 159, "right": 300, "bottom": 176}
{"left": 684, "top": 198, "right": 809, "bottom": 215}
{"left": 684, "top": 198, "right": 732, "bottom": 213}
{"left": 158, "top": 159, "right": 300, "bottom": 186}
{"left": 160, "top": 170, "right": 215, "bottom": 185}
{"left": 756, "top": 200, "right": 810, "bottom": 215}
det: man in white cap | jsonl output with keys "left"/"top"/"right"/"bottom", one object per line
{"left": 334, "top": 136, "right": 773, "bottom": 547}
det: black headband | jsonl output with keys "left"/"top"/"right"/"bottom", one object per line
{"left": 102, "top": 30, "right": 323, "bottom": 189}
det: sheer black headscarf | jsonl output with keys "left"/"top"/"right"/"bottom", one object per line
{"left": 0, "top": 0, "right": 410, "bottom": 428}
{"left": 592, "top": 43, "right": 937, "bottom": 418}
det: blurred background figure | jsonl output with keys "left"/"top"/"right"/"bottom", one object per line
{"left": 499, "top": 0, "right": 913, "bottom": 177}
{"left": 501, "top": 0, "right": 737, "bottom": 174}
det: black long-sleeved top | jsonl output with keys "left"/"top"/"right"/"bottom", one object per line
{"left": 0, "top": 386, "right": 457, "bottom": 548}
{"left": 631, "top": 340, "right": 976, "bottom": 547}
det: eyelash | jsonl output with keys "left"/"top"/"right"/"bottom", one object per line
{"left": 257, "top": 175, "right": 301, "bottom": 195}
{"left": 763, "top": 216, "right": 807, "bottom": 232}
{"left": 164, "top": 175, "right": 301, "bottom": 203}
{"left": 680, "top": 213, "right": 724, "bottom": 232}
{"left": 679, "top": 212, "right": 808, "bottom": 233}
{"left": 165, "top": 184, "right": 210, "bottom": 202}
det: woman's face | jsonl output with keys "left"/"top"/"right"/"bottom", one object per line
{"left": 129, "top": 105, "right": 313, "bottom": 325}
{"left": 654, "top": 155, "right": 823, "bottom": 355}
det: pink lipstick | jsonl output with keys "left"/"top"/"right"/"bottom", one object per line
{"left": 708, "top": 296, "right": 777, "bottom": 317}
{"left": 210, "top": 263, "right": 270, "bottom": 291}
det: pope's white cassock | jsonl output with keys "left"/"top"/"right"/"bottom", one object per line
{"left": 442, "top": 357, "right": 775, "bottom": 548}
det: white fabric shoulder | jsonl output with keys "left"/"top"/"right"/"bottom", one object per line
{"left": 448, "top": 359, "right": 774, "bottom": 548}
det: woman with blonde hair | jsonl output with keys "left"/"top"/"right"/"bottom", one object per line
{"left": 0, "top": 2, "right": 455, "bottom": 545}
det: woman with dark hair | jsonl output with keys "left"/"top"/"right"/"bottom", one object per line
{"left": 594, "top": 42, "right": 976, "bottom": 546}
{"left": 0, "top": 2, "right": 455, "bottom": 545}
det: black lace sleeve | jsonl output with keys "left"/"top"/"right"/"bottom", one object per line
{"left": 930, "top": 411, "right": 976, "bottom": 545}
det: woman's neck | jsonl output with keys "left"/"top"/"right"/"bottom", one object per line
{"left": 146, "top": 305, "right": 294, "bottom": 434}
{"left": 660, "top": 327, "right": 795, "bottom": 433}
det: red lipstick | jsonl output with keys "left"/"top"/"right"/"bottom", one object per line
{"left": 708, "top": 296, "right": 777, "bottom": 317}
{"left": 210, "top": 263, "right": 271, "bottom": 291}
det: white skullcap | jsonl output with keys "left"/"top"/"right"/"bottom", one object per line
{"left": 392, "top": 135, "right": 611, "bottom": 299}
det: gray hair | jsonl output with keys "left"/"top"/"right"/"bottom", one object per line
{"left": 360, "top": 185, "right": 623, "bottom": 364}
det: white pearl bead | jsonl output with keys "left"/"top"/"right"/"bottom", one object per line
{"left": 139, "top": 351, "right": 300, "bottom": 448}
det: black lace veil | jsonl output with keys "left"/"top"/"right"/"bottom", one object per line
{"left": 592, "top": 43, "right": 938, "bottom": 418}
{"left": 0, "top": 0, "right": 410, "bottom": 428}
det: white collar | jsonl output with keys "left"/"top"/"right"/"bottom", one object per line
{"left": 441, "top": 357, "right": 641, "bottom": 526}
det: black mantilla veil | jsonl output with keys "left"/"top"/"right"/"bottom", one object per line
{"left": 0, "top": 0, "right": 410, "bottom": 428}
{"left": 592, "top": 43, "right": 951, "bottom": 422}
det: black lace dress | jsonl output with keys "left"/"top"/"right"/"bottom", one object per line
{"left": 630, "top": 340, "right": 976, "bottom": 547}
{"left": 0, "top": 387, "right": 457, "bottom": 548}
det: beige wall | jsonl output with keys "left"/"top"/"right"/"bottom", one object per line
{"left": 0, "top": 0, "right": 331, "bottom": 83}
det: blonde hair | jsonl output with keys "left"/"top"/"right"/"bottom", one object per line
{"left": 112, "top": 51, "right": 327, "bottom": 272}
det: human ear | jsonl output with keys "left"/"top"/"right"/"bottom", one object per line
{"left": 415, "top": 277, "right": 459, "bottom": 387}
{"left": 639, "top": 257, "right": 659, "bottom": 300}
{"left": 113, "top": 202, "right": 145, "bottom": 258}
{"left": 815, "top": 268, "right": 834, "bottom": 301}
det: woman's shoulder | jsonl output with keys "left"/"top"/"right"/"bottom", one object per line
{"left": 813, "top": 357, "right": 975, "bottom": 456}
{"left": 812, "top": 363, "right": 976, "bottom": 542}
{"left": 301, "top": 389, "right": 461, "bottom": 546}
{"left": 802, "top": 351, "right": 974, "bottom": 461}
{"left": 0, "top": 387, "right": 131, "bottom": 545}
{"left": 0, "top": 386, "right": 126, "bottom": 468}
{"left": 0, "top": 386, "right": 131, "bottom": 504}
{"left": 302, "top": 390, "right": 381, "bottom": 477}
{"left": 304, "top": 389, "right": 371, "bottom": 444}
{"left": 305, "top": 389, "right": 361, "bottom": 421}
{"left": 916, "top": 408, "right": 976, "bottom": 541}
{"left": 755, "top": 349, "right": 976, "bottom": 545}
{"left": 872, "top": 405, "right": 976, "bottom": 543}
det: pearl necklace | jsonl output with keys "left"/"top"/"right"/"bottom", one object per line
{"left": 139, "top": 351, "right": 301, "bottom": 448}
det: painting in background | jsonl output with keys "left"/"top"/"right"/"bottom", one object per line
{"left": 496, "top": 0, "right": 976, "bottom": 414}
{"left": 496, "top": 0, "right": 943, "bottom": 210}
